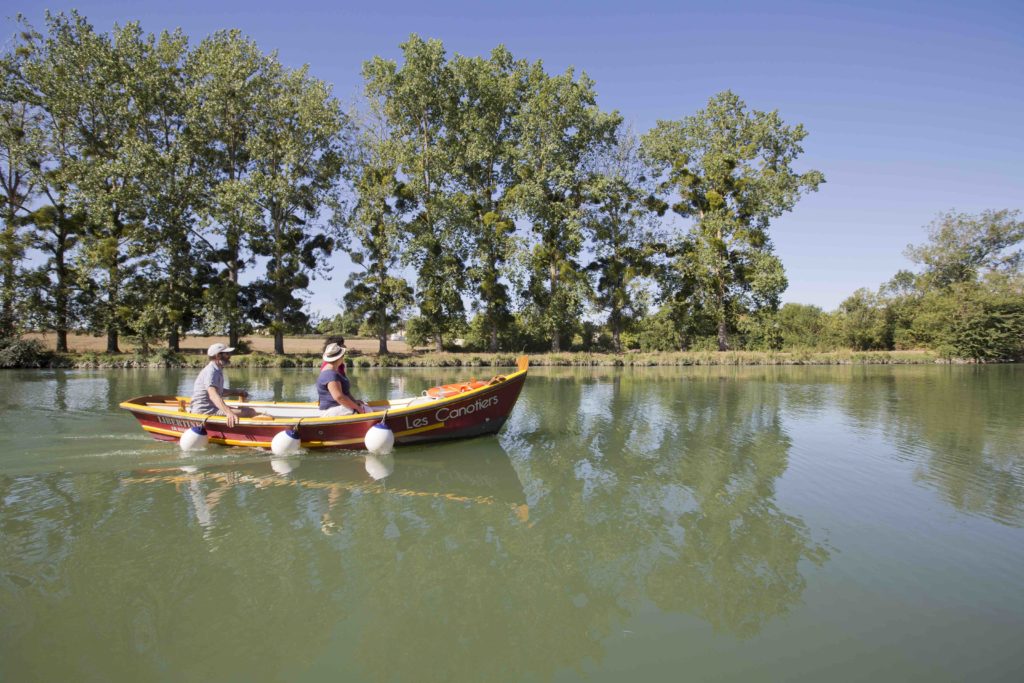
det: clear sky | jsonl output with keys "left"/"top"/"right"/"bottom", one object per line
{"left": 4, "top": 0, "right": 1022, "bottom": 315}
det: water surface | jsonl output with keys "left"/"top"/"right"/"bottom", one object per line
{"left": 1, "top": 365, "right": 1022, "bottom": 681}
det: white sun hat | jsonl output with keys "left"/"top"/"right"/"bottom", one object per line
{"left": 207, "top": 343, "right": 236, "bottom": 357}
{"left": 322, "top": 343, "right": 347, "bottom": 363}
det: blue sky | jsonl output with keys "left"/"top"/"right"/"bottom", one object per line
{"left": 4, "top": 0, "right": 1022, "bottom": 315}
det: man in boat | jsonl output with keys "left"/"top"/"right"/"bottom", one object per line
{"left": 318, "top": 343, "right": 369, "bottom": 416}
{"left": 190, "top": 343, "right": 257, "bottom": 427}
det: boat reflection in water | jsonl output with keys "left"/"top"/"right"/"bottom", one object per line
{"left": 126, "top": 437, "right": 530, "bottom": 537}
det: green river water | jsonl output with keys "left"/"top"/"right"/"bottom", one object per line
{"left": 1, "top": 365, "right": 1022, "bottom": 682}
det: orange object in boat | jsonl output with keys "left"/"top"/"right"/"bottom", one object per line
{"left": 426, "top": 379, "right": 488, "bottom": 398}
{"left": 425, "top": 375, "right": 507, "bottom": 399}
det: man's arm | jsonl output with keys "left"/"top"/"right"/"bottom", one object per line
{"left": 207, "top": 386, "right": 240, "bottom": 427}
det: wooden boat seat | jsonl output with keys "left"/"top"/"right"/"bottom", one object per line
{"left": 146, "top": 400, "right": 189, "bottom": 411}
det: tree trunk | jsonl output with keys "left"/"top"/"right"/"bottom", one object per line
{"left": 228, "top": 274, "right": 240, "bottom": 348}
{"left": 106, "top": 327, "right": 120, "bottom": 354}
{"left": 106, "top": 266, "right": 120, "bottom": 354}
{"left": 227, "top": 234, "right": 240, "bottom": 348}
{"left": 54, "top": 262, "right": 69, "bottom": 353}
{"left": 550, "top": 260, "right": 560, "bottom": 353}
{"left": 717, "top": 319, "right": 729, "bottom": 352}
{"left": 488, "top": 321, "right": 498, "bottom": 353}
{"left": 274, "top": 329, "right": 284, "bottom": 355}
{"left": 0, "top": 212, "right": 17, "bottom": 332}
{"left": 434, "top": 333, "right": 443, "bottom": 353}
{"left": 378, "top": 333, "right": 388, "bottom": 355}
{"left": 168, "top": 327, "right": 180, "bottom": 352}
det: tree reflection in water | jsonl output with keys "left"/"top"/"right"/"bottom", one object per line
{"left": 0, "top": 368, "right": 831, "bottom": 681}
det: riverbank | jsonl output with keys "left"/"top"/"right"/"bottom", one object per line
{"left": 3, "top": 346, "right": 960, "bottom": 369}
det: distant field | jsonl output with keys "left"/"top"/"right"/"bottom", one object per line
{"left": 24, "top": 333, "right": 413, "bottom": 355}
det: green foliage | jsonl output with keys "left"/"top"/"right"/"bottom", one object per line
{"left": 635, "top": 307, "right": 683, "bottom": 352}
{"left": 512, "top": 64, "right": 622, "bottom": 351}
{"left": 246, "top": 62, "right": 348, "bottom": 353}
{"left": 3, "top": 17, "right": 1018, "bottom": 362}
{"left": 335, "top": 117, "right": 413, "bottom": 354}
{"left": 838, "top": 288, "right": 889, "bottom": 351}
{"left": 315, "top": 312, "right": 361, "bottom": 336}
{"left": 641, "top": 91, "right": 823, "bottom": 350}
{"left": 775, "top": 303, "right": 833, "bottom": 350}
{"left": 909, "top": 277, "right": 1024, "bottom": 360}
{"left": 363, "top": 36, "right": 467, "bottom": 351}
{"left": 585, "top": 130, "right": 659, "bottom": 352}
{"left": 449, "top": 47, "right": 527, "bottom": 351}
{"left": 905, "top": 209, "right": 1023, "bottom": 289}
{"left": 0, "top": 336, "right": 50, "bottom": 368}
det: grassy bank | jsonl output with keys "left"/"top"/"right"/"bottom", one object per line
{"left": 2, "top": 347, "right": 961, "bottom": 369}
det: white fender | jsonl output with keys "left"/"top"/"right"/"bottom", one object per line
{"left": 179, "top": 425, "right": 209, "bottom": 451}
{"left": 271, "top": 429, "right": 302, "bottom": 456}
{"left": 364, "top": 421, "right": 395, "bottom": 455}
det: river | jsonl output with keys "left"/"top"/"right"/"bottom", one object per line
{"left": 1, "top": 365, "right": 1022, "bottom": 681}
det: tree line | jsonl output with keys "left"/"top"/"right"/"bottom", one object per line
{"left": 1, "top": 13, "right": 1021, "bottom": 360}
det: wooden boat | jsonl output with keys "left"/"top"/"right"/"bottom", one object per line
{"left": 120, "top": 356, "right": 529, "bottom": 451}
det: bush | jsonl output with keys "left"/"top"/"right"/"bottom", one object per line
{"left": 0, "top": 337, "right": 51, "bottom": 368}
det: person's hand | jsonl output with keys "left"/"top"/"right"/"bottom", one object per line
{"left": 225, "top": 411, "right": 238, "bottom": 428}
{"left": 238, "top": 390, "right": 249, "bottom": 401}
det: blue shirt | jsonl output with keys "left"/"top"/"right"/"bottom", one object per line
{"left": 316, "top": 368, "right": 350, "bottom": 410}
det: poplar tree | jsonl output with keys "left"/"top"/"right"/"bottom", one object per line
{"left": 0, "top": 52, "right": 38, "bottom": 334}
{"left": 363, "top": 35, "right": 465, "bottom": 352}
{"left": 337, "top": 119, "right": 414, "bottom": 354}
{"left": 511, "top": 64, "right": 620, "bottom": 351}
{"left": 185, "top": 30, "right": 271, "bottom": 347}
{"left": 584, "top": 130, "right": 659, "bottom": 352}
{"left": 129, "top": 27, "right": 208, "bottom": 351}
{"left": 449, "top": 47, "right": 527, "bottom": 351}
{"left": 6, "top": 22, "right": 87, "bottom": 352}
{"left": 246, "top": 63, "right": 347, "bottom": 354}
{"left": 23, "top": 13, "right": 154, "bottom": 353}
{"left": 642, "top": 91, "right": 823, "bottom": 350}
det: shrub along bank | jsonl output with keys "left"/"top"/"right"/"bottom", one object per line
{"left": 0, "top": 343, "right": 969, "bottom": 369}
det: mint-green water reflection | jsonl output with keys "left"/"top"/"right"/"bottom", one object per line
{"left": 1, "top": 365, "right": 1022, "bottom": 681}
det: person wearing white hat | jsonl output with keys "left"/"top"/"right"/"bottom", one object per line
{"left": 189, "top": 342, "right": 256, "bottom": 427}
{"left": 316, "top": 343, "right": 368, "bottom": 416}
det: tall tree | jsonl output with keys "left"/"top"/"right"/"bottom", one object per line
{"left": 185, "top": 30, "right": 272, "bottom": 347}
{"left": 246, "top": 62, "right": 347, "bottom": 354}
{"left": 641, "top": 91, "right": 824, "bottom": 350}
{"left": 363, "top": 35, "right": 465, "bottom": 352}
{"left": 0, "top": 51, "right": 40, "bottom": 334}
{"left": 7, "top": 22, "right": 88, "bottom": 351}
{"left": 511, "top": 63, "right": 620, "bottom": 351}
{"left": 584, "top": 129, "right": 659, "bottom": 352}
{"left": 22, "top": 13, "right": 154, "bottom": 353}
{"left": 449, "top": 47, "right": 527, "bottom": 351}
{"left": 128, "top": 27, "right": 210, "bottom": 351}
{"left": 23, "top": 203, "right": 87, "bottom": 352}
{"left": 337, "top": 116, "right": 413, "bottom": 354}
